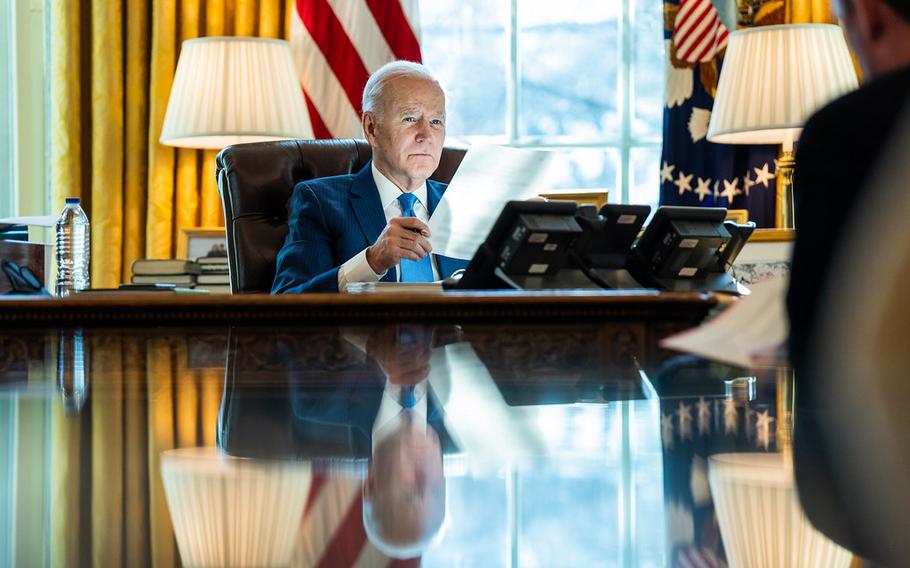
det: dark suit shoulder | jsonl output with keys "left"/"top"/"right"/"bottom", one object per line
{"left": 802, "top": 65, "right": 910, "bottom": 143}
{"left": 293, "top": 173, "right": 357, "bottom": 194}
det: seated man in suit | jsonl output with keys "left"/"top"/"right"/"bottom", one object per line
{"left": 272, "top": 61, "right": 470, "bottom": 293}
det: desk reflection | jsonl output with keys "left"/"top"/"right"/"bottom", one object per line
{"left": 0, "top": 323, "right": 787, "bottom": 567}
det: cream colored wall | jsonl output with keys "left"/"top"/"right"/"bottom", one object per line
{"left": 11, "top": 0, "right": 47, "bottom": 221}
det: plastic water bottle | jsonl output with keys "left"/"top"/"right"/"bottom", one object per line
{"left": 55, "top": 197, "right": 91, "bottom": 295}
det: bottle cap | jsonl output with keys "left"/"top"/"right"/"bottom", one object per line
{"left": 65, "top": 197, "right": 80, "bottom": 204}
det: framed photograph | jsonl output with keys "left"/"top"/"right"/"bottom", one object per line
{"left": 725, "top": 209, "right": 750, "bottom": 223}
{"left": 538, "top": 189, "right": 609, "bottom": 209}
{"left": 177, "top": 227, "right": 227, "bottom": 261}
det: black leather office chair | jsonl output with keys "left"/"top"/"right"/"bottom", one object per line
{"left": 215, "top": 139, "right": 467, "bottom": 294}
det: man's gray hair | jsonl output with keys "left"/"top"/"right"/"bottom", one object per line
{"left": 361, "top": 60, "right": 441, "bottom": 117}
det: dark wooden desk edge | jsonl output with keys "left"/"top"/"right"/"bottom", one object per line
{"left": 0, "top": 291, "right": 719, "bottom": 325}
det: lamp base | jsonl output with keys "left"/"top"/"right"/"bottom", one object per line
{"left": 775, "top": 149, "right": 796, "bottom": 229}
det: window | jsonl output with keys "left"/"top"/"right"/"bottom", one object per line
{"left": 420, "top": 0, "right": 665, "bottom": 209}
{"left": 0, "top": 0, "right": 12, "bottom": 218}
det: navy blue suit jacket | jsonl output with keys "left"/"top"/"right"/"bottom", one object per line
{"left": 272, "top": 162, "right": 469, "bottom": 293}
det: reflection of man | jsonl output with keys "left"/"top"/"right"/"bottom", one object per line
{"left": 272, "top": 61, "right": 470, "bottom": 293}
{"left": 361, "top": 324, "right": 447, "bottom": 558}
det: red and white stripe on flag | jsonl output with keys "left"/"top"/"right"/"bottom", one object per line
{"left": 291, "top": 474, "right": 421, "bottom": 568}
{"left": 673, "top": 0, "right": 729, "bottom": 63}
{"left": 290, "top": 0, "right": 422, "bottom": 139}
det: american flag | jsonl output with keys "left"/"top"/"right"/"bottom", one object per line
{"left": 661, "top": 0, "right": 777, "bottom": 227}
{"left": 290, "top": 0, "right": 422, "bottom": 139}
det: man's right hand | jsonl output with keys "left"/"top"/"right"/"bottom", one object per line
{"left": 366, "top": 217, "right": 433, "bottom": 274}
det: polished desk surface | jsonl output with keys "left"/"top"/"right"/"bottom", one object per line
{"left": 0, "top": 292, "right": 845, "bottom": 567}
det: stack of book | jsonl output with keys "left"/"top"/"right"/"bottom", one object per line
{"left": 131, "top": 259, "right": 200, "bottom": 287}
{"left": 194, "top": 256, "right": 230, "bottom": 294}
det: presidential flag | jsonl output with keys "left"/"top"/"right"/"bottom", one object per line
{"left": 661, "top": 0, "right": 778, "bottom": 227}
{"left": 290, "top": 0, "right": 422, "bottom": 139}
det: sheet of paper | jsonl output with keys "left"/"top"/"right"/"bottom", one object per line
{"left": 0, "top": 215, "right": 57, "bottom": 227}
{"left": 428, "top": 342, "right": 546, "bottom": 472}
{"left": 659, "top": 277, "right": 789, "bottom": 368}
{"left": 428, "top": 144, "right": 555, "bottom": 260}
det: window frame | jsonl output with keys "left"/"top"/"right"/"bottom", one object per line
{"left": 453, "top": 0, "right": 664, "bottom": 205}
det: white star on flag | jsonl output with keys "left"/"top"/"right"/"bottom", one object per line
{"left": 743, "top": 171, "right": 756, "bottom": 196}
{"left": 661, "top": 161, "right": 676, "bottom": 183}
{"left": 662, "top": 413, "right": 675, "bottom": 449}
{"left": 720, "top": 178, "right": 740, "bottom": 202}
{"left": 674, "top": 172, "right": 694, "bottom": 195}
{"left": 755, "top": 409, "right": 775, "bottom": 450}
{"left": 753, "top": 163, "right": 774, "bottom": 187}
{"left": 722, "top": 399, "right": 738, "bottom": 435}
{"left": 677, "top": 401, "right": 693, "bottom": 440}
{"left": 696, "top": 397, "right": 711, "bottom": 436}
{"left": 694, "top": 177, "right": 712, "bottom": 201}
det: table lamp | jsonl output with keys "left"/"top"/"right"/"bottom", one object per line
{"left": 160, "top": 36, "right": 313, "bottom": 148}
{"left": 707, "top": 24, "right": 858, "bottom": 228}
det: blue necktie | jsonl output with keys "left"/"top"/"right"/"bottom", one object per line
{"left": 397, "top": 193, "right": 434, "bottom": 282}
{"left": 400, "top": 385, "right": 417, "bottom": 409}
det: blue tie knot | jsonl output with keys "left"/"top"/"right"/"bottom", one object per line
{"left": 400, "top": 385, "right": 417, "bottom": 408}
{"left": 398, "top": 192, "right": 418, "bottom": 217}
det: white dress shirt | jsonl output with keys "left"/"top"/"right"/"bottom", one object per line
{"left": 371, "top": 380, "right": 429, "bottom": 453}
{"left": 337, "top": 163, "right": 439, "bottom": 291}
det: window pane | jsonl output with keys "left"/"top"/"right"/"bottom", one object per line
{"left": 423, "top": 475, "right": 508, "bottom": 567}
{"left": 543, "top": 148, "right": 618, "bottom": 194}
{"left": 0, "top": 0, "right": 11, "bottom": 218}
{"left": 630, "top": 145, "right": 661, "bottom": 213}
{"left": 517, "top": 0, "right": 620, "bottom": 141}
{"left": 420, "top": 3, "right": 508, "bottom": 138}
{"left": 631, "top": 0, "right": 666, "bottom": 140}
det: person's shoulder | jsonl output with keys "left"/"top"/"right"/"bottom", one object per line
{"left": 294, "top": 172, "right": 358, "bottom": 193}
{"left": 805, "top": 65, "right": 910, "bottom": 134}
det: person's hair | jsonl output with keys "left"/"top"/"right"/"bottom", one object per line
{"left": 884, "top": 0, "right": 910, "bottom": 23}
{"left": 362, "top": 494, "right": 446, "bottom": 559}
{"left": 841, "top": 0, "right": 910, "bottom": 23}
{"left": 361, "top": 60, "right": 441, "bottom": 118}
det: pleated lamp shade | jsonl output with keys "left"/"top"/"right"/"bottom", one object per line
{"left": 160, "top": 37, "right": 313, "bottom": 149}
{"left": 161, "top": 447, "right": 313, "bottom": 568}
{"left": 707, "top": 24, "right": 857, "bottom": 146}
{"left": 708, "top": 453, "right": 853, "bottom": 568}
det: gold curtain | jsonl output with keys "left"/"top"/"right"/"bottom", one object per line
{"left": 785, "top": 0, "right": 836, "bottom": 24}
{"left": 49, "top": 0, "right": 292, "bottom": 288}
{"left": 42, "top": 332, "right": 224, "bottom": 567}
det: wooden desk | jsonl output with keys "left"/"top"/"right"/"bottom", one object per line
{"left": 0, "top": 289, "right": 717, "bottom": 325}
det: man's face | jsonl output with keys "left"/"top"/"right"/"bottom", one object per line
{"left": 363, "top": 76, "right": 446, "bottom": 192}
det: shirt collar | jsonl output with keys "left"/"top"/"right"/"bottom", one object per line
{"left": 371, "top": 161, "right": 428, "bottom": 212}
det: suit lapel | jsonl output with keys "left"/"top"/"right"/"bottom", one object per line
{"left": 427, "top": 180, "right": 447, "bottom": 279}
{"left": 350, "top": 163, "right": 386, "bottom": 246}
{"left": 427, "top": 179, "right": 445, "bottom": 217}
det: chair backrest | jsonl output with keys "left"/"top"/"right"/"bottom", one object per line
{"left": 216, "top": 139, "right": 467, "bottom": 293}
